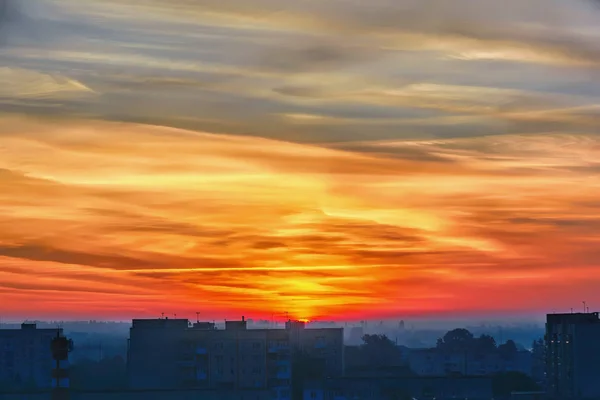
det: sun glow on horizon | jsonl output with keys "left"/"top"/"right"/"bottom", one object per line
{"left": 0, "top": 117, "right": 599, "bottom": 319}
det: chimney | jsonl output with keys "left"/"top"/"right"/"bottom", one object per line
{"left": 242, "top": 316, "right": 245, "bottom": 322}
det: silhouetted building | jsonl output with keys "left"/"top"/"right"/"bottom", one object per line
{"left": 0, "top": 323, "right": 67, "bottom": 390}
{"left": 408, "top": 347, "right": 531, "bottom": 377}
{"left": 303, "top": 376, "right": 493, "bottom": 400}
{"left": 127, "top": 317, "right": 290, "bottom": 399}
{"left": 545, "top": 312, "right": 600, "bottom": 400}
{"left": 0, "top": 389, "right": 272, "bottom": 400}
{"left": 128, "top": 318, "right": 343, "bottom": 400}
{"left": 530, "top": 338, "right": 545, "bottom": 385}
{"left": 286, "top": 321, "right": 344, "bottom": 378}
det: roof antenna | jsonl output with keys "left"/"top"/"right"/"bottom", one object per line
{"left": 196, "top": 312, "right": 200, "bottom": 323}
{"left": 161, "top": 312, "right": 165, "bottom": 319}
{"left": 583, "top": 301, "right": 587, "bottom": 313}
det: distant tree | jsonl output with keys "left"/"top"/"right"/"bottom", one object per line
{"left": 362, "top": 334, "right": 395, "bottom": 348}
{"left": 475, "top": 334, "right": 497, "bottom": 352}
{"left": 436, "top": 337, "right": 444, "bottom": 348}
{"left": 492, "top": 371, "right": 540, "bottom": 396}
{"left": 498, "top": 339, "right": 518, "bottom": 358}
{"left": 361, "top": 334, "right": 401, "bottom": 367}
{"left": 436, "top": 328, "right": 474, "bottom": 352}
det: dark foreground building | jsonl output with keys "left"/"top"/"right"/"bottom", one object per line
{"left": 303, "top": 376, "right": 493, "bottom": 400}
{"left": 126, "top": 318, "right": 343, "bottom": 400}
{"left": 546, "top": 312, "right": 600, "bottom": 400}
{"left": 0, "top": 323, "right": 68, "bottom": 390}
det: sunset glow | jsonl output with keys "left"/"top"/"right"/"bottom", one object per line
{"left": 2, "top": 0, "right": 600, "bottom": 321}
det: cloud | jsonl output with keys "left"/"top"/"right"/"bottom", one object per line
{"left": 2, "top": 0, "right": 600, "bottom": 143}
{"left": 88, "top": 0, "right": 600, "bottom": 66}
{"left": 3, "top": 1, "right": 600, "bottom": 319}
{"left": 1, "top": 118, "right": 600, "bottom": 319}
{"left": 0, "top": 0, "right": 19, "bottom": 44}
{"left": 0, "top": 67, "right": 94, "bottom": 99}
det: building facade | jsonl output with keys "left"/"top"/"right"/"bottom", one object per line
{"left": 303, "top": 376, "right": 493, "bottom": 400}
{"left": 128, "top": 318, "right": 343, "bottom": 400}
{"left": 127, "top": 317, "right": 291, "bottom": 399}
{"left": 0, "top": 323, "right": 67, "bottom": 390}
{"left": 286, "top": 321, "right": 344, "bottom": 378}
{"left": 408, "top": 347, "right": 532, "bottom": 377}
{"left": 545, "top": 312, "right": 600, "bottom": 400}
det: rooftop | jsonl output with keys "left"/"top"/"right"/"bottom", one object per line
{"left": 547, "top": 312, "right": 599, "bottom": 324}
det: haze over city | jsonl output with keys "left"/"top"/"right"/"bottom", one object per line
{"left": 2, "top": 0, "right": 600, "bottom": 323}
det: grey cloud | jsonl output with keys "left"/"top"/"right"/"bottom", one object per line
{"left": 0, "top": 281, "right": 137, "bottom": 295}
{"left": 0, "top": 242, "right": 245, "bottom": 272}
{"left": 105, "top": 0, "right": 600, "bottom": 64}
{"left": 327, "top": 142, "right": 459, "bottom": 163}
{"left": 256, "top": 41, "right": 384, "bottom": 73}
{"left": 0, "top": 0, "right": 21, "bottom": 45}
{"left": 0, "top": 244, "right": 165, "bottom": 270}
{"left": 4, "top": 0, "right": 600, "bottom": 144}
{"left": 508, "top": 217, "right": 600, "bottom": 228}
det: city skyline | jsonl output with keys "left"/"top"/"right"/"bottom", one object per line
{"left": 2, "top": 0, "right": 600, "bottom": 321}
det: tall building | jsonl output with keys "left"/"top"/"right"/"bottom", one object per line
{"left": 546, "top": 312, "right": 600, "bottom": 400}
{"left": 127, "top": 317, "right": 292, "bottom": 400}
{"left": 0, "top": 323, "right": 67, "bottom": 389}
{"left": 127, "top": 318, "right": 344, "bottom": 399}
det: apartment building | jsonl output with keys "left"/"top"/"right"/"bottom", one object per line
{"left": 127, "top": 318, "right": 291, "bottom": 400}
{"left": 546, "top": 312, "right": 600, "bottom": 400}
{"left": 0, "top": 323, "right": 66, "bottom": 389}
{"left": 128, "top": 318, "right": 344, "bottom": 400}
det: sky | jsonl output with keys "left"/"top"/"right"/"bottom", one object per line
{"left": 2, "top": 0, "right": 600, "bottom": 321}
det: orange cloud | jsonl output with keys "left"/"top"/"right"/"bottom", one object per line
{"left": 1, "top": 116, "right": 600, "bottom": 321}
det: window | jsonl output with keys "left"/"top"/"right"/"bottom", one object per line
{"left": 310, "top": 391, "right": 317, "bottom": 399}
{"left": 253, "top": 342, "right": 261, "bottom": 350}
